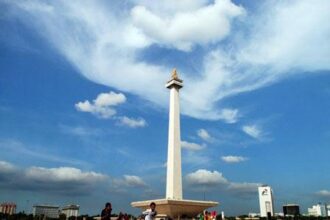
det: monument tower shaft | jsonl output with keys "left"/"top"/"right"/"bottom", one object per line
{"left": 166, "top": 69, "right": 183, "bottom": 200}
{"left": 131, "top": 69, "right": 218, "bottom": 218}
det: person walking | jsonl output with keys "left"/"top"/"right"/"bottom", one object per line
{"left": 101, "top": 202, "right": 112, "bottom": 220}
{"left": 142, "top": 202, "right": 157, "bottom": 220}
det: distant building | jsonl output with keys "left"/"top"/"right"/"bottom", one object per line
{"left": 248, "top": 213, "right": 259, "bottom": 218}
{"left": 275, "top": 213, "right": 284, "bottom": 217}
{"left": 0, "top": 203, "right": 16, "bottom": 215}
{"left": 308, "top": 203, "right": 327, "bottom": 217}
{"left": 33, "top": 204, "right": 60, "bottom": 218}
{"left": 283, "top": 204, "right": 300, "bottom": 216}
{"left": 258, "top": 185, "right": 275, "bottom": 218}
{"left": 61, "top": 205, "right": 79, "bottom": 219}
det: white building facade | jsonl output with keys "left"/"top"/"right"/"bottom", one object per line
{"left": 33, "top": 205, "right": 59, "bottom": 218}
{"left": 308, "top": 204, "right": 327, "bottom": 217}
{"left": 61, "top": 205, "right": 79, "bottom": 219}
{"left": 258, "top": 185, "right": 275, "bottom": 217}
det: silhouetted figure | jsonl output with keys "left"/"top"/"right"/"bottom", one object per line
{"left": 101, "top": 203, "right": 112, "bottom": 220}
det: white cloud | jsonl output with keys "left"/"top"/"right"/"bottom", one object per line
{"left": 197, "top": 129, "right": 212, "bottom": 142}
{"left": 94, "top": 92, "right": 126, "bottom": 106}
{"left": 238, "top": 0, "right": 330, "bottom": 73}
{"left": 5, "top": 0, "right": 330, "bottom": 120}
{"left": 75, "top": 91, "right": 126, "bottom": 119}
{"left": 218, "top": 109, "right": 239, "bottom": 123}
{"left": 242, "top": 125, "right": 262, "bottom": 139}
{"left": 118, "top": 116, "right": 147, "bottom": 128}
{"left": 111, "top": 175, "right": 147, "bottom": 191}
{"left": 185, "top": 169, "right": 261, "bottom": 196}
{"left": 123, "top": 175, "right": 147, "bottom": 187}
{"left": 0, "top": 161, "right": 107, "bottom": 195}
{"left": 181, "top": 141, "right": 205, "bottom": 151}
{"left": 185, "top": 169, "right": 228, "bottom": 186}
{"left": 25, "top": 166, "right": 107, "bottom": 183}
{"left": 0, "top": 161, "right": 16, "bottom": 173}
{"left": 316, "top": 190, "right": 330, "bottom": 198}
{"left": 221, "top": 155, "right": 248, "bottom": 163}
{"left": 131, "top": 0, "right": 245, "bottom": 51}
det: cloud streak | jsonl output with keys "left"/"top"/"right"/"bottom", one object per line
{"left": 0, "top": 139, "right": 88, "bottom": 167}
{"left": 315, "top": 190, "right": 330, "bottom": 198}
{"left": 197, "top": 129, "right": 212, "bottom": 142}
{"left": 242, "top": 125, "right": 262, "bottom": 139}
{"left": 221, "top": 155, "right": 248, "bottom": 163}
{"left": 181, "top": 140, "right": 206, "bottom": 151}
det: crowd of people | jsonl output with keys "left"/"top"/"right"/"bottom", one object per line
{"left": 101, "top": 202, "right": 157, "bottom": 220}
{"left": 199, "top": 211, "right": 217, "bottom": 220}
{"left": 101, "top": 202, "right": 216, "bottom": 220}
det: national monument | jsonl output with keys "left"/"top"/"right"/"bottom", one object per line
{"left": 131, "top": 69, "right": 218, "bottom": 219}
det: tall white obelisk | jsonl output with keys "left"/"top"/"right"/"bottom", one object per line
{"left": 165, "top": 69, "right": 183, "bottom": 200}
{"left": 131, "top": 69, "right": 218, "bottom": 218}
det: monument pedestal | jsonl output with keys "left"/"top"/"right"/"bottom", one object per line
{"left": 131, "top": 199, "right": 218, "bottom": 219}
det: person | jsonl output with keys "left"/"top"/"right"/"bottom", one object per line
{"left": 199, "top": 212, "right": 204, "bottom": 220}
{"left": 101, "top": 202, "right": 112, "bottom": 220}
{"left": 117, "top": 212, "right": 124, "bottom": 220}
{"left": 211, "top": 211, "right": 217, "bottom": 220}
{"left": 142, "top": 202, "right": 157, "bottom": 220}
{"left": 204, "top": 211, "right": 209, "bottom": 220}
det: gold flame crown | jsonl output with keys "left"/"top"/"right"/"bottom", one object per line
{"left": 171, "top": 68, "right": 178, "bottom": 79}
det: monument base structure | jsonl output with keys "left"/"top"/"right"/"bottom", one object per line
{"left": 131, "top": 199, "right": 218, "bottom": 219}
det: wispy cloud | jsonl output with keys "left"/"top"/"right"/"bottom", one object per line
{"left": 315, "top": 190, "right": 330, "bottom": 198}
{"left": 181, "top": 140, "right": 206, "bottom": 151}
{"left": 221, "top": 155, "right": 248, "bottom": 163}
{"left": 116, "top": 148, "right": 132, "bottom": 157}
{"left": 110, "top": 175, "right": 147, "bottom": 193}
{"left": 59, "top": 124, "right": 103, "bottom": 137}
{"left": 4, "top": 0, "right": 330, "bottom": 120}
{"left": 182, "top": 151, "right": 210, "bottom": 167}
{"left": 218, "top": 109, "right": 239, "bottom": 124}
{"left": 122, "top": 175, "right": 147, "bottom": 187}
{"left": 0, "top": 161, "right": 16, "bottom": 173}
{"left": 197, "top": 129, "right": 213, "bottom": 142}
{"left": 118, "top": 116, "right": 147, "bottom": 128}
{"left": 242, "top": 124, "right": 262, "bottom": 139}
{"left": 0, "top": 139, "right": 87, "bottom": 167}
{"left": 227, "top": 182, "right": 261, "bottom": 195}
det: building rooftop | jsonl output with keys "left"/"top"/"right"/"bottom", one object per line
{"left": 33, "top": 204, "right": 60, "bottom": 208}
{"left": 62, "top": 205, "right": 80, "bottom": 210}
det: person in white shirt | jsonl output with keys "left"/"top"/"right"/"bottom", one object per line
{"left": 142, "top": 202, "right": 157, "bottom": 220}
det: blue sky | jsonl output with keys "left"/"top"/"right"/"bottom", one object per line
{"left": 1, "top": 0, "right": 330, "bottom": 216}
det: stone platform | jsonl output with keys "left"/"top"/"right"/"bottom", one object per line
{"left": 131, "top": 199, "right": 218, "bottom": 219}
